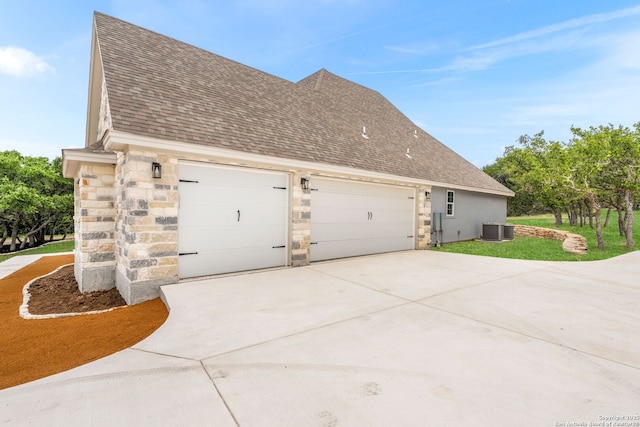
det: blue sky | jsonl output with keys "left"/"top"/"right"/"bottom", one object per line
{"left": 1, "top": 1, "right": 639, "bottom": 167}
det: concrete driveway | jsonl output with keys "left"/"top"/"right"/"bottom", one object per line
{"left": 2, "top": 250, "right": 640, "bottom": 426}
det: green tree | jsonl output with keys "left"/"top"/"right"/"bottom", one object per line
{"left": 0, "top": 151, "right": 74, "bottom": 252}
{"left": 570, "top": 124, "right": 639, "bottom": 248}
{"left": 566, "top": 127, "right": 618, "bottom": 250}
{"left": 485, "top": 124, "right": 638, "bottom": 250}
{"left": 488, "top": 132, "right": 578, "bottom": 224}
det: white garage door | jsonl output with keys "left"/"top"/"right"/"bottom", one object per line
{"left": 178, "top": 163, "right": 288, "bottom": 279}
{"left": 310, "top": 178, "right": 415, "bottom": 261}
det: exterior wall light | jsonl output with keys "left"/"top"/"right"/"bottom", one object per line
{"left": 301, "top": 177, "right": 310, "bottom": 190}
{"left": 152, "top": 162, "right": 162, "bottom": 179}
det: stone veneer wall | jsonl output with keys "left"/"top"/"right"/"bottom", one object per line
{"left": 74, "top": 163, "right": 117, "bottom": 292}
{"left": 114, "top": 151, "right": 180, "bottom": 305}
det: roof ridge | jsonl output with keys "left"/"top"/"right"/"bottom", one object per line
{"left": 311, "top": 68, "right": 384, "bottom": 98}
{"left": 313, "top": 69, "right": 327, "bottom": 90}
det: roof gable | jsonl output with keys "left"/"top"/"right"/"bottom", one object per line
{"left": 92, "top": 12, "right": 511, "bottom": 195}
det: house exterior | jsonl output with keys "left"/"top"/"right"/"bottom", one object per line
{"left": 430, "top": 187, "right": 508, "bottom": 245}
{"left": 62, "top": 12, "right": 514, "bottom": 305}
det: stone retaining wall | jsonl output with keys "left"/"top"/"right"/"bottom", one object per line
{"left": 512, "top": 225, "right": 587, "bottom": 255}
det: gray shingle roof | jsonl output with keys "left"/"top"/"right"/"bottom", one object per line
{"left": 93, "top": 12, "right": 511, "bottom": 195}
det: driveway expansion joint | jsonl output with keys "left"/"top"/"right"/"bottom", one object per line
{"left": 130, "top": 347, "right": 202, "bottom": 363}
{"left": 200, "top": 301, "right": 414, "bottom": 362}
{"left": 201, "top": 361, "right": 240, "bottom": 427}
{"left": 418, "top": 301, "right": 640, "bottom": 375}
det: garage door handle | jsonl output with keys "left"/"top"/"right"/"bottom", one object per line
{"left": 237, "top": 210, "right": 240, "bottom": 222}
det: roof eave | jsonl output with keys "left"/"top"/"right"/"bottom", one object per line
{"left": 62, "top": 148, "right": 117, "bottom": 178}
{"left": 104, "top": 130, "right": 513, "bottom": 196}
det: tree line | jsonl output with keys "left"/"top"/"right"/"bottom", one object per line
{"left": 0, "top": 150, "right": 74, "bottom": 252}
{"left": 483, "top": 123, "right": 639, "bottom": 250}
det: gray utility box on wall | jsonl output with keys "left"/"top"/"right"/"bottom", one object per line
{"left": 483, "top": 223, "right": 514, "bottom": 242}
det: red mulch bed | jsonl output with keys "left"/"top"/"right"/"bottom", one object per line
{"left": 0, "top": 255, "right": 168, "bottom": 390}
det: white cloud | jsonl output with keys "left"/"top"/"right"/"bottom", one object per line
{"left": 357, "top": 5, "right": 640, "bottom": 77}
{"left": 349, "top": 27, "right": 587, "bottom": 76}
{"left": 441, "top": 28, "right": 588, "bottom": 73}
{"left": 0, "top": 46, "right": 55, "bottom": 77}
{"left": 501, "top": 28, "right": 640, "bottom": 130}
{"left": 468, "top": 5, "right": 640, "bottom": 50}
{"left": 384, "top": 41, "right": 440, "bottom": 55}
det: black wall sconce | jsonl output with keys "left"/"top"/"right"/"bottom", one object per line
{"left": 425, "top": 191, "right": 431, "bottom": 200}
{"left": 152, "top": 162, "right": 162, "bottom": 179}
{"left": 301, "top": 177, "right": 310, "bottom": 190}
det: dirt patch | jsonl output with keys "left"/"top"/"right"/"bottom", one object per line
{"left": 1, "top": 255, "right": 168, "bottom": 390}
{"left": 27, "top": 265, "right": 126, "bottom": 314}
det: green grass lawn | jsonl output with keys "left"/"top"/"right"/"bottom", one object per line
{"left": 432, "top": 211, "right": 639, "bottom": 261}
{"left": 0, "top": 240, "right": 75, "bottom": 263}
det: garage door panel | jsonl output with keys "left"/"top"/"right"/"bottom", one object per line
{"left": 312, "top": 206, "right": 371, "bottom": 224}
{"left": 202, "top": 226, "right": 286, "bottom": 248}
{"left": 312, "top": 192, "right": 370, "bottom": 210}
{"left": 181, "top": 206, "right": 286, "bottom": 228}
{"left": 312, "top": 221, "right": 413, "bottom": 242}
{"left": 312, "top": 207, "right": 413, "bottom": 224}
{"left": 366, "top": 209, "right": 413, "bottom": 223}
{"left": 232, "top": 206, "right": 287, "bottom": 225}
{"left": 311, "top": 222, "right": 374, "bottom": 241}
{"left": 311, "top": 236, "right": 413, "bottom": 261}
{"left": 182, "top": 166, "right": 285, "bottom": 186}
{"left": 182, "top": 186, "right": 286, "bottom": 207}
{"left": 179, "top": 164, "right": 287, "bottom": 279}
{"left": 311, "top": 178, "right": 415, "bottom": 261}
{"left": 314, "top": 179, "right": 407, "bottom": 197}
{"left": 179, "top": 246, "right": 286, "bottom": 277}
{"left": 180, "top": 224, "right": 286, "bottom": 251}
{"left": 312, "top": 192, "right": 412, "bottom": 212}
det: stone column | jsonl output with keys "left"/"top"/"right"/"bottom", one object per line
{"left": 417, "top": 186, "right": 432, "bottom": 249}
{"left": 115, "top": 151, "right": 179, "bottom": 304}
{"left": 74, "top": 164, "right": 117, "bottom": 292}
{"left": 291, "top": 172, "right": 311, "bottom": 267}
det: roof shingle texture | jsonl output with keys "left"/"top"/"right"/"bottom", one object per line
{"left": 94, "top": 12, "right": 510, "bottom": 194}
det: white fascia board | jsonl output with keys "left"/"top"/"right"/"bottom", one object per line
{"left": 85, "top": 23, "right": 104, "bottom": 148}
{"left": 104, "top": 130, "right": 513, "bottom": 197}
{"left": 62, "top": 149, "right": 117, "bottom": 178}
